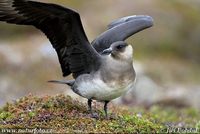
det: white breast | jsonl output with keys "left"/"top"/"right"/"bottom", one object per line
{"left": 77, "top": 77, "right": 135, "bottom": 101}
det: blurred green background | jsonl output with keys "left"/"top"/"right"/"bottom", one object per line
{"left": 0, "top": 0, "right": 200, "bottom": 109}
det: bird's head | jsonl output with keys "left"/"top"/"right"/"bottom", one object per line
{"left": 102, "top": 41, "right": 133, "bottom": 62}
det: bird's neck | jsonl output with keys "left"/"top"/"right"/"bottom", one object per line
{"left": 99, "top": 55, "right": 135, "bottom": 85}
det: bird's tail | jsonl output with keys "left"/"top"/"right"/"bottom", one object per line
{"left": 48, "top": 80, "right": 75, "bottom": 87}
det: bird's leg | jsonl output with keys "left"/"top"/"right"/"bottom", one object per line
{"left": 104, "top": 101, "right": 110, "bottom": 118}
{"left": 88, "top": 99, "right": 98, "bottom": 118}
{"left": 88, "top": 99, "right": 92, "bottom": 113}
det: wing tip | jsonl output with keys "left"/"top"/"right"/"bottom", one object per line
{"left": 108, "top": 15, "right": 154, "bottom": 29}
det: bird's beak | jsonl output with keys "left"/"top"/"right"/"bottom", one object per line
{"left": 101, "top": 48, "right": 113, "bottom": 55}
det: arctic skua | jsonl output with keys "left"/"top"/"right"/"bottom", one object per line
{"left": 0, "top": 0, "right": 153, "bottom": 118}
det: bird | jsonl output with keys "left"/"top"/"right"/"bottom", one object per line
{"left": 0, "top": 0, "right": 153, "bottom": 118}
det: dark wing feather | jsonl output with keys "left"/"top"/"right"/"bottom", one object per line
{"left": 92, "top": 15, "right": 153, "bottom": 53}
{"left": 0, "top": 0, "right": 101, "bottom": 78}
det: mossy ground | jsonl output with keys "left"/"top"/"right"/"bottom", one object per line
{"left": 0, "top": 94, "right": 199, "bottom": 133}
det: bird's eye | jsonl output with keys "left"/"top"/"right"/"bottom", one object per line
{"left": 116, "top": 45, "right": 124, "bottom": 50}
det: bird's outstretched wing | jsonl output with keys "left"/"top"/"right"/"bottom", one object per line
{"left": 92, "top": 15, "right": 153, "bottom": 53}
{"left": 0, "top": 0, "right": 101, "bottom": 78}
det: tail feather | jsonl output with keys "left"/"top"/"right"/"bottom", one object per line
{"left": 48, "top": 80, "right": 75, "bottom": 87}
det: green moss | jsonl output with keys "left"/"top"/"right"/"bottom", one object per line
{"left": 28, "top": 112, "right": 36, "bottom": 118}
{"left": 0, "top": 112, "right": 14, "bottom": 120}
{"left": 0, "top": 95, "right": 159, "bottom": 132}
{"left": 0, "top": 94, "right": 199, "bottom": 133}
{"left": 196, "top": 121, "right": 200, "bottom": 131}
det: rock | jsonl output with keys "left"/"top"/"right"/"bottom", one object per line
{"left": 0, "top": 43, "right": 23, "bottom": 65}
